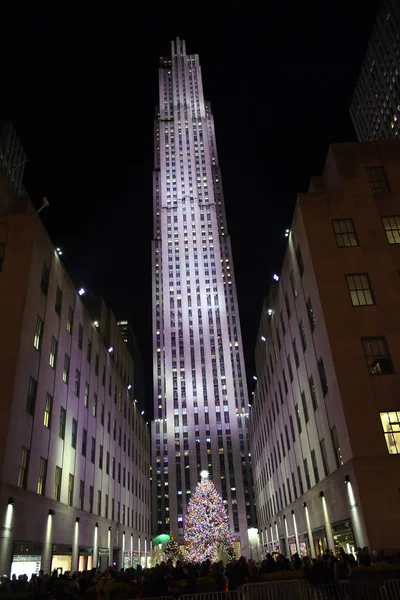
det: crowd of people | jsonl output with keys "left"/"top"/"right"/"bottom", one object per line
{"left": 0, "top": 546, "right": 399, "bottom": 599}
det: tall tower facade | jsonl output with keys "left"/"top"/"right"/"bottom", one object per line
{"left": 350, "top": 1, "right": 400, "bottom": 141}
{"left": 151, "top": 39, "right": 255, "bottom": 550}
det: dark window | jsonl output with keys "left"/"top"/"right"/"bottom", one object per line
{"left": 296, "top": 243, "right": 304, "bottom": 276}
{"left": 99, "top": 445, "right": 103, "bottom": 470}
{"left": 78, "top": 324, "right": 83, "bottom": 350}
{"left": 89, "top": 485, "right": 94, "bottom": 513}
{"left": 67, "top": 306, "right": 74, "bottom": 333}
{"left": 301, "top": 391, "right": 309, "bottom": 423}
{"left": 93, "top": 393, "right": 97, "bottom": 417}
{"left": 346, "top": 274, "right": 374, "bottom": 306}
{"left": 362, "top": 336, "right": 394, "bottom": 375}
{"left": 106, "top": 451, "right": 110, "bottom": 475}
{"left": 91, "top": 437, "right": 96, "bottom": 463}
{"left": 18, "top": 447, "right": 30, "bottom": 489}
{"left": 40, "top": 262, "right": 50, "bottom": 295}
{"left": 54, "top": 466, "right": 62, "bottom": 501}
{"left": 59, "top": 407, "right": 66, "bottom": 439}
{"left": 306, "top": 297, "right": 316, "bottom": 332}
{"left": 382, "top": 216, "right": 400, "bottom": 244}
{"left": 285, "top": 424, "right": 291, "bottom": 450}
{"left": 55, "top": 286, "right": 63, "bottom": 315}
{"left": 284, "top": 293, "right": 291, "bottom": 319}
{"left": 37, "top": 457, "right": 47, "bottom": 496}
{"left": 366, "top": 166, "right": 389, "bottom": 194}
{"left": 295, "top": 404, "right": 302, "bottom": 434}
{"left": 289, "top": 415, "right": 296, "bottom": 443}
{"left": 95, "top": 353, "right": 99, "bottom": 375}
{"left": 303, "top": 458, "right": 311, "bottom": 489}
{"left": 282, "top": 369, "right": 288, "bottom": 394}
{"left": 291, "top": 472, "right": 298, "bottom": 499}
{"left": 299, "top": 320, "right": 307, "bottom": 351}
{"left": 79, "top": 480, "right": 84, "bottom": 510}
{"left": 0, "top": 243, "right": 6, "bottom": 271}
{"left": 290, "top": 271, "right": 298, "bottom": 298}
{"left": 82, "top": 429, "right": 87, "bottom": 457}
{"left": 49, "top": 336, "right": 58, "bottom": 368}
{"left": 318, "top": 358, "right": 328, "bottom": 395}
{"left": 75, "top": 369, "right": 81, "bottom": 397}
{"left": 63, "top": 354, "right": 70, "bottom": 383}
{"left": 332, "top": 219, "right": 359, "bottom": 247}
{"left": 320, "top": 439, "right": 329, "bottom": 476}
{"left": 311, "top": 449, "right": 319, "bottom": 484}
{"left": 101, "top": 402, "right": 105, "bottom": 426}
{"left": 68, "top": 474, "right": 74, "bottom": 506}
{"left": 292, "top": 339, "right": 300, "bottom": 368}
{"left": 280, "top": 311, "right": 286, "bottom": 335}
{"left": 297, "top": 465, "right": 304, "bottom": 495}
{"left": 287, "top": 355, "right": 293, "bottom": 382}
{"left": 309, "top": 375, "right": 318, "bottom": 410}
{"left": 71, "top": 418, "right": 77, "bottom": 449}
{"left": 331, "top": 425, "right": 343, "bottom": 467}
{"left": 33, "top": 316, "right": 43, "bottom": 350}
{"left": 26, "top": 376, "right": 37, "bottom": 415}
{"left": 87, "top": 339, "right": 92, "bottom": 363}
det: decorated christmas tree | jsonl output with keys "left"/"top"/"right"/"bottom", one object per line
{"left": 184, "top": 471, "right": 234, "bottom": 562}
{"left": 164, "top": 536, "right": 182, "bottom": 564}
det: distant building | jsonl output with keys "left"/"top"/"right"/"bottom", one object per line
{"left": 350, "top": 1, "right": 400, "bottom": 141}
{"left": 117, "top": 320, "right": 146, "bottom": 410}
{"left": 0, "top": 121, "right": 27, "bottom": 197}
{"left": 151, "top": 38, "right": 256, "bottom": 552}
{"left": 0, "top": 132, "right": 150, "bottom": 576}
{"left": 251, "top": 141, "right": 400, "bottom": 556}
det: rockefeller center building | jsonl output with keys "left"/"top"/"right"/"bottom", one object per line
{"left": 150, "top": 38, "right": 256, "bottom": 553}
{"left": 0, "top": 127, "right": 151, "bottom": 575}
{"left": 251, "top": 140, "right": 400, "bottom": 557}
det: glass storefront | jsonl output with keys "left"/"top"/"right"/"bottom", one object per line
{"left": 123, "top": 551, "right": 131, "bottom": 569}
{"left": 332, "top": 520, "right": 356, "bottom": 557}
{"left": 288, "top": 535, "right": 297, "bottom": 556}
{"left": 52, "top": 555, "right": 72, "bottom": 573}
{"left": 298, "top": 533, "right": 310, "bottom": 557}
{"left": 312, "top": 527, "right": 327, "bottom": 557}
{"left": 11, "top": 543, "right": 42, "bottom": 578}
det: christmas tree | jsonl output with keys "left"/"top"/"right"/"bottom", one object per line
{"left": 164, "top": 536, "right": 182, "bottom": 564}
{"left": 184, "top": 471, "right": 234, "bottom": 562}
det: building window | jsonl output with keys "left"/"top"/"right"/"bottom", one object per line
{"left": 101, "top": 403, "right": 105, "bottom": 426}
{"left": 26, "top": 376, "right": 37, "bottom": 415}
{"left": 382, "top": 216, "right": 400, "bottom": 244}
{"left": 105, "top": 494, "right": 109, "bottom": 519}
{"left": 40, "top": 262, "right": 50, "bottom": 295}
{"left": 309, "top": 375, "right": 318, "bottom": 410}
{"left": 331, "top": 425, "right": 343, "bottom": 467}
{"left": 93, "top": 393, "right": 97, "bottom": 417}
{"left": 71, "top": 418, "right": 77, "bottom": 449}
{"left": 84, "top": 382, "right": 89, "bottom": 407}
{"left": 106, "top": 451, "right": 110, "bottom": 475}
{"left": 59, "top": 407, "right": 66, "bottom": 440}
{"left": 67, "top": 306, "right": 74, "bottom": 333}
{"left": 89, "top": 436, "right": 96, "bottom": 464}
{"left": 380, "top": 411, "right": 400, "bottom": 454}
{"left": 295, "top": 404, "right": 302, "bottom": 434}
{"left": 0, "top": 243, "right": 6, "bottom": 271}
{"left": 33, "top": 316, "right": 43, "bottom": 350}
{"left": 346, "top": 274, "right": 374, "bottom": 306}
{"left": 62, "top": 353, "right": 70, "bottom": 383}
{"left": 299, "top": 320, "right": 307, "bottom": 351}
{"left": 366, "top": 166, "right": 389, "bottom": 194}
{"left": 68, "top": 474, "right": 74, "bottom": 506}
{"left": 98, "top": 490, "right": 102, "bottom": 516}
{"left": 18, "top": 447, "right": 30, "bottom": 489}
{"left": 99, "top": 445, "right": 103, "bottom": 470}
{"left": 78, "top": 324, "right": 83, "bottom": 350}
{"left": 320, "top": 439, "right": 329, "bottom": 476}
{"left": 301, "top": 391, "right": 309, "bottom": 424}
{"left": 284, "top": 293, "right": 291, "bottom": 319}
{"left": 82, "top": 428, "right": 87, "bottom": 457}
{"left": 296, "top": 243, "right": 304, "bottom": 276}
{"left": 306, "top": 298, "right": 316, "bottom": 332}
{"left": 332, "top": 219, "right": 358, "bottom": 247}
{"left": 303, "top": 458, "right": 311, "bottom": 490}
{"left": 37, "top": 457, "right": 47, "bottom": 496}
{"left": 54, "top": 466, "right": 62, "bottom": 501}
{"left": 75, "top": 369, "right": 81, "bottom": 396}
{"left": 318, "top": 358, "right": 328, "bottom": 395}
{"left": 79, "top": 480, "right": 84, "bottom": 510}
{"left": 89, "top": 485, "right": 94, "bottom": 513}
{"left": 292, "top": 339, "right": 300, "bottom": 368}
{"left": 55, "top": 286, "right": 63, "bottom": 316}
{"left": 362, "top": 336, "right": 394, "bottom": 375}
{"left": 87, "top": 339, "right": 92, "bottom": 363}
{"left": 49, "top": 336, "right": 58, "bottom": 368}
{"left": 44, "top": 393, "right": 53, "bottom": 428}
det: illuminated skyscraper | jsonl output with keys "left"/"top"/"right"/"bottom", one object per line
{"left": 151, "top": 38, "right": 256, "bottom": 551}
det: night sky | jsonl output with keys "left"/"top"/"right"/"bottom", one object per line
{"left": 1, "top": 0, "right": 380, "bottom": 413}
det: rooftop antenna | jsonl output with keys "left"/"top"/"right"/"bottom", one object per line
{"left": 37, "top": 196, "right": 50, "bottom": 214}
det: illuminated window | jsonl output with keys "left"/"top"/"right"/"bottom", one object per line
{"left": 332, "top": 219, "right": 359, "bottom": 247}
{"left": 380, "top": 411, "right": 400, "bottom": 454}
{"left": 382, "top": 216, "right": 400, "bottom": 244}
{"left": 362, "top": 336, "right": 394, "bottom": 375}
{"left": 346, "top": 274, "right": 374, "bottom": 306}
{"left": 44, "top": 393, "right": 53, "bottom": 428}
{"left": 18, "top": 447, "right": 30, "bottom": 489}
{"left": 33, "top": 316, "right": 43, "bottom": 350}
{"left": 54, "top": 466, "right": 62, "bottom": 501}
{"left": 49, "top": 336, "right": 58, "bottom": 368}
{"left": 366, "top": 166, "right": 389, "bottom": 194}
{"left": 37, "top": 457, "right": 47, "bottom": 495}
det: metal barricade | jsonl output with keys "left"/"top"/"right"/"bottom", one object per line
{"left": 383, "top": 579, "right": 400, "bottom": 600}
{"left": 242, "top": 580, "right": 312, "bottom": 600}
{"left": 180, "top": 591, "right": 242, "bottom": 600}
{"left": 312, "top": 582, "right": 386, "bottom": 600}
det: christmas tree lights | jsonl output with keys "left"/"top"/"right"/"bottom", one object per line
{"left": 184, "top": 471, "right": 234, "bottom": 562}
